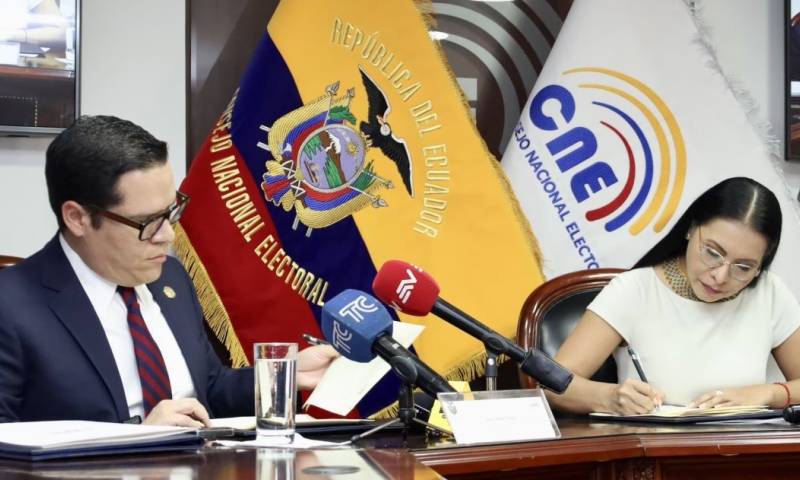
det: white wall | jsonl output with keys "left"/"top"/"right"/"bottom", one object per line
{"left": 698, "top": 0, "right": 800, "bottom": 196}
{"left": 0, "top": 0, "right": 797, "bottom": 257}
{"left": 0, "top": 137, "right": 55, "bottom": 257}
{"left": 0, "top": 0, "right": 185, "bottom": 257}
{"left": 80, "top": 0, "right": 185, "bottom": 177}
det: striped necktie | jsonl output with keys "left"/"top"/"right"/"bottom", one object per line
{"left": 117, "top": 286, "right": 172, "bottom": 415}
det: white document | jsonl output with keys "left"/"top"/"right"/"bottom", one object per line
{"left": 708, "top": 417, "right": 790, "bottom": 426}
{"left": 210, "top": 414, "right": 374, "bottom": 430}
{"left": 216, "top": 432, "right": 348, "bottom": 449}
{"left": 589, "top": 404, "right": 771, "bottom": 418}
{"left": 210, "top": 416, "right": 256, "bottom": 430}
{"left": 0, "top": 421, "right": 192, "bottom": 449}
{"left": 304, "top": 321, "right": 425, "bottom": 416}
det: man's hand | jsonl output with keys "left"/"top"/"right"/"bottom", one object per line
{"left": 142, "top": 398, "right": 211, "bottom": 428}
{"left": 297, "top": 345, "right": 338, "bottom": 390}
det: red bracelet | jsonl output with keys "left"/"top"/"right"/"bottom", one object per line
{"left": 774, "top": 382, "right": 792, "bottom": 408}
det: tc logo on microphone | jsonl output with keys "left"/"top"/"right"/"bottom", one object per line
{"left": 331, "top": 321, "right": 353, "bottom": 354}
{"left": 338, "top": 294, "right": 378, "bottom": 322}
{"left": 395, "top": 268, "right": 418, "bottom": 304}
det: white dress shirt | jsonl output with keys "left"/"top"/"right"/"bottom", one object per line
{"left": 59, "top": 235, "right": 196, "bottom": 419}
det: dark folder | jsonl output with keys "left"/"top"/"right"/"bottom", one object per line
{"left": 589, "top": 408, "right": 783, "bottom": 425}
{"left": 0, "top": 433, "right": 203, "bottom": 461}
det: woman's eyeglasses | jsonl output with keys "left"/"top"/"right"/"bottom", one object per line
{"left": 696, "top": 228, "right": 759, "bottom": 282}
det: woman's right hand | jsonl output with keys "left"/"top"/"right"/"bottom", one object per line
{"left": 605, "top": 379, "right": 665, "bottom": 415}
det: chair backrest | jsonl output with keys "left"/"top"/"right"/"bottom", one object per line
{"left": 516, "top": 268, "right": 625, "bottom": 389}
{"left": 0, "top": 255, "right": 23, "bottom": 271}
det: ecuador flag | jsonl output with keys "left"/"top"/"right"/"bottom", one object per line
{"left": 176, "top": 0, "right": 543, "bottom": 417}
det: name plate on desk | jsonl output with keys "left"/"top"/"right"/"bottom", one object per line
{"left": 437, "top": 389, "right": 560, "bottom": 445}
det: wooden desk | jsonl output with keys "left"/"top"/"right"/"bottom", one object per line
{"left": 0, "top": 446, "right": 444, "bottom": 479}
{"left": 414, "top": 417, "right": 800, "bottom": 479}
{"left": 1, "top": 420, "right": 799, "bottom": 479}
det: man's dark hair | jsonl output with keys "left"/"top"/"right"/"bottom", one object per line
{"left": 634, "top": 177, "right": 782, "bottom": 288}
{"left": 45, "top": 115, "right": 168, "bottom": 230}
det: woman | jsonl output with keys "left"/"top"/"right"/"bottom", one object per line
{"left": 549, "top": 177, "right": 800, "bottom": 415}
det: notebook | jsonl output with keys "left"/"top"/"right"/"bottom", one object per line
{"left": 0, "top": 421, "right": 203, "bottom": 461}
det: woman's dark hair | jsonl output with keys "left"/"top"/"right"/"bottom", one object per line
{"left": 634, "top": 177, "right": 782, "bottom": 287}
{"left": 45, "top": 115, "right": 168, "bottom": 230}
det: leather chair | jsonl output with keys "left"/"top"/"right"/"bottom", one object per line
{"left": 516, "top": 268, "right": 625, "bottom": 389}
{"left": 0, "top": 255, "right": 22, "bottom": 270}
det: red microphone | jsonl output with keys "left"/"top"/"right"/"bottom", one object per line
{"left": 372, "top": 260, "right": 573, "bottom": 393}
{"left": 371, "top": 260, "right": 440, "bottom": 316}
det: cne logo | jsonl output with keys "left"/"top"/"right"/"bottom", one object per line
{"left": 331, "top": 321, "right": 353, "bottom": 354}
{"left": 338, "top": 294, "right": 379, "bottom": 322}
{"left": 527, "top": 67, "right": 686, "bottom": 235}
{"left": 395, "top": 268, "right": 418, "bottom": 304}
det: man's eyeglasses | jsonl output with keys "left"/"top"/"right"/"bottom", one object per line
{"left": 696, "top": 228, "right": 759, "bottom": 282}
{"left": 87, "top": 191, "right": 190, "bottom": 241}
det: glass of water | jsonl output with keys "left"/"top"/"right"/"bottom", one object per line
{"left": 254, "top": 342, "right": 297, "bottom": 442}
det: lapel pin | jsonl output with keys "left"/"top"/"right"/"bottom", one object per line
{"left": 163, "top": 286, "right": 177, "bottom": 299}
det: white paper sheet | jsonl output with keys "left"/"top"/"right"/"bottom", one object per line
{"left": 210, "top": 416, "right": 256, "bottom": 430}
{"left": 304, "top": 321, "right": 425, "bottom": 416}
{"left": 590, "top": 404, "right": 771, "bottom": 418}
{"left": 216, "top": 432, "right": 349, "bottom": 449}
{"left": 210, "top": 414, "right": 374, "bottom": 430}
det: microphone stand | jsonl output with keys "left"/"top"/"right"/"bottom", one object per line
{"left": 431, "top": 299, "right": 574, "bottom": 393}
{"left": 432, "top": 300, "right": 504, "bottom": 391}
{"left": 485, "top": 350, "right": 499, "bottom": 391}
{"left": 350, "top": 358, "right": 451, "bottom": 445}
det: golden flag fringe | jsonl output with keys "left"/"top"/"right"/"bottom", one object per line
{"left": 413, "top": 0, "right": 435, "bottom": 28}
{"left": 173, "top": 224, "right": 250, "bottom": 368}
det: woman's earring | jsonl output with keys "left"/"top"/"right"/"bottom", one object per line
{"left": 685, "top": 232, "right": 691, "bottom": 240}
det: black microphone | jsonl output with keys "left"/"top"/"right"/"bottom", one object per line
{"left": 373, "top": 260, "right": 574, "bottom": 393}
{"left": 783, "top": 404, "right": 800, "bottom": 424}
{"left": 320, "top": 289, "right": 456, "bottom": 398}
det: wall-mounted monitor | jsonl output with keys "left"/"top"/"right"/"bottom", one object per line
{"left": 787, "top": 0, "right": 800, "bottom": 159}
{"left": 0, "top": 0, "right": 79, "bottom": 136}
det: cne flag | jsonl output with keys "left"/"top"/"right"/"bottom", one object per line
{"left": 502, "top": 0, "right": 800, "bottom": 296}
{"left": 176, "top": 0, "right": 543, "bottom": 417}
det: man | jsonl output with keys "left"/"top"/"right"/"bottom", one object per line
{"left": 0, "top": 115, "right": 337, "bottom": 426}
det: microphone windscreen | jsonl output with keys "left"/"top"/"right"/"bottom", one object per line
{"left": 372, "top": 260, "right": 440, "bottom": 316}
{"left": 320, "top": 289, "right": 393, "bottom": 362}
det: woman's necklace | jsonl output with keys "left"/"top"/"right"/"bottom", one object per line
{"left": 661, "top": 257, "right": 740, "bottom": 303}
{"left": 662, "top": 257, "right": 700, "bottom": 301}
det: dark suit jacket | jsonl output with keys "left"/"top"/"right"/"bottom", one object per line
{"left": 0, "top": 236, "right": 254, "bottom": 422}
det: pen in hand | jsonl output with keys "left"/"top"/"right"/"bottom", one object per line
{"left": 627, "top": 345, "right": 661, "bottom": 411}
{"left": 627, "top": 345, "right": 648, "bottom": 383}
{"left": 303, "top": 333, "right": 330, "bottom": 347}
